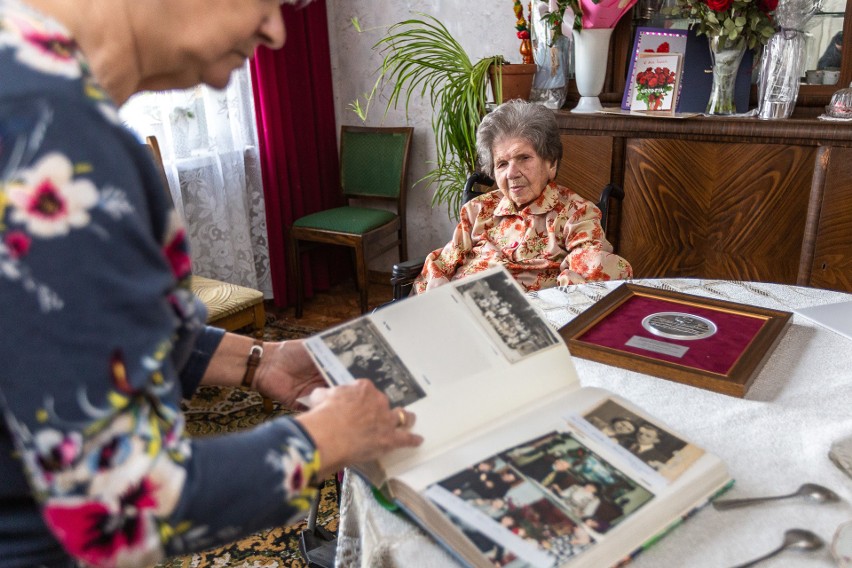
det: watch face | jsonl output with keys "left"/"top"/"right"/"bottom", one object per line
{"left": 641, "top": 312, "right": 717, "bottom": 341}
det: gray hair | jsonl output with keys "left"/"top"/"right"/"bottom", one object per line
{"left": 475, "top": 99, "right": 563, "bottom": 178}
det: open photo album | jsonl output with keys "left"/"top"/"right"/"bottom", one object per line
{"left": 303, "top": 267, "right": 732, "bottom": 568}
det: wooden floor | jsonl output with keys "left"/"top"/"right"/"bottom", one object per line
{"left": 265, "top": 278, "right": 395, "bottom": 331}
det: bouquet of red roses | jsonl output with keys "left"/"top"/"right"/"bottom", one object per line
{"left": 634, "top": 66, "right": 677, "bottom": 110}
{"left": 668, "top": 0, "right": 777, "bottom": 49}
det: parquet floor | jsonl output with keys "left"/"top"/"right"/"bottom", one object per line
{"left": 265, "top": 278, "right": 395, "bottom": 332}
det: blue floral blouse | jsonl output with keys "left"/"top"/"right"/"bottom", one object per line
{"left": 0, "top": 2, "right": 320, "bottom": 566}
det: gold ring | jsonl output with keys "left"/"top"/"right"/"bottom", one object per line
{"left": 396, "top": 409, "right": 406, "bottom": 428}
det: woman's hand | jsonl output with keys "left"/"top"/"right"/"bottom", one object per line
{"left": 253, "top": 339, "right": 327, "bottom": 409}
{"left": 296, "top": 380, "right": 423, "bottom": 479}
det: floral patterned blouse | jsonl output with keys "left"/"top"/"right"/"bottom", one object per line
{"left": 413, "top": 183, "right": 633, "bottom": 294}
{"left": 0, "top": 2, "right": 319, "bottom": 566}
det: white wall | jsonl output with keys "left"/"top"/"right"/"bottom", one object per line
{"left": 325, "top": 0, "right": 522, "bottom": 268}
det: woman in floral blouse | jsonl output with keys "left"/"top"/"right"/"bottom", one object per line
{"left": 413, "top": 100, "right": 632, "bottom": 294}
{"left": 0, "top": 1, "right": 422, "bottom": 566}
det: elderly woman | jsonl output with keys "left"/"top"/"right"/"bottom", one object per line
{"left": 413, "top": 100, "right": 632, "bottom": 294}
{"left": 0, "top": 1, "right": 421, "bottom": 566}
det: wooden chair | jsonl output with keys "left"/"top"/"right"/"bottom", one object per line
{"left": 144, "top": 136, "right": 271, "bottom": 411}
{"left": 288, "top": 126, "right": 413, "bottom": 317}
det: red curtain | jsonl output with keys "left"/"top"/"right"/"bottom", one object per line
{"left": 250, "top": 0, "right": 347, "bottom": 307}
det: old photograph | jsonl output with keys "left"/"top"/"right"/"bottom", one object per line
{"left": 583, "top": 399, "right": 705, "bottom": 481}
{"left": 501, "top": 431, "right": 654, "bottom": 535}
{"left": 457, "top": 270, "right": 558, "bottom": 363}
{"left": 319, "top": 319, "right": 425, "bottom": 408}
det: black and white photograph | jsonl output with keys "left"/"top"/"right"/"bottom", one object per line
{"left": 582, "top": 399, "right": 704, "bottom": 481}
{"left": 457, "top": 270, "right": 559, "bottom": 363}
{"left": 318, "top": 319, "right": 425, "bottom": 408}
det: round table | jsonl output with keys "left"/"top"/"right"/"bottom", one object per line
{"left": 336, "top": 279, "right": 852, "bottom": 568}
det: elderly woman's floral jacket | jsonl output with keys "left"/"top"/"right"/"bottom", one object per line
{"left": 414, "top": 183, "right": 633, "bottom": 294}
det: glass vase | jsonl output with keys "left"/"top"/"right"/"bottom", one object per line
{"left": 706, "top": 35, "right": 746, "bottom": 115}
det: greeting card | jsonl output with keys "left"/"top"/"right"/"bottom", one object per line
{"left": 629, "top": 53, "right": 683, "bottom": 112}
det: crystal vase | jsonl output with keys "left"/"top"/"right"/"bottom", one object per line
{"left": 706, "top": 35, "right": 746, "bottom": 115}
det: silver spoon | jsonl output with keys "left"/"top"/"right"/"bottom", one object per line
{"left": 730, "top": 528, "right": 824, "bottom": 568}
{"left": 713, "top": 482, "right": 840, "bottom": 511}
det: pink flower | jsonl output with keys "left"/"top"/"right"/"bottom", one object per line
{"left": 163, "top": 229, "right": 192, "bottom": 279}
{"left": 4, "top": 231, "right": 31, "bottom": 258}
{"left": 43, "top": 479, "right": 159, "bottom": 566}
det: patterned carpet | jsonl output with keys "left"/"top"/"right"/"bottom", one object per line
{"left": 157, "top": 319, "right": 338, "bottom": 568}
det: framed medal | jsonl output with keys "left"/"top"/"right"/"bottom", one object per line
{"left": 558, "top": 283, "right": 792, "bottom": 397}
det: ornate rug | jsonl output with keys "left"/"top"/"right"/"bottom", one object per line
{"left": 157, "top": 319, "right": 336, "bottom": 568}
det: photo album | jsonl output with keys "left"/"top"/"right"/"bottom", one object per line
{"left": 303, "top": 267, "right": 732, "bottom": 568}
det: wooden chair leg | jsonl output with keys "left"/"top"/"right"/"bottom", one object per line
{"left": 290, "top": 236, "right": 305, "bottom": 319}
{"left": 354, "top": 245, "right": 369, "bottom": 314}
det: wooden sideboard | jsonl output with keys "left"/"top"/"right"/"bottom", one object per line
{"left": 553, "top": 111, "right": 852, "bottom": 292}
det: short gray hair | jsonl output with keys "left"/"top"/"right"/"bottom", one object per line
{"left": 475, "top": 99, "right": 562, "bottom": 178}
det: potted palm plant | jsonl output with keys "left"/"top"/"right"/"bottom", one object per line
{"left": 351, "top": 14, "right": 533, "bottom": 217}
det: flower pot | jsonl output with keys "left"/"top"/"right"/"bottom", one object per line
{"left": 490, "top": 63, "right": 538, "bottom": 102}
{"left": 572, "top": 27, "right": 614, "bottom": 114}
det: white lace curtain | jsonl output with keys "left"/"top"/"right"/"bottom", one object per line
{"left": 120, "top": 64, "right": 272, "bottom": 297}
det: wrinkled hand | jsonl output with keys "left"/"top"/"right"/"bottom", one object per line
{"left": 253, "top": 340, "right": 327, "bottom": 409}
{"left": 296, "top": 380, "right": 423, "bottom": 479}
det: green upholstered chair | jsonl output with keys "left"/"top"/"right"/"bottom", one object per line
{"left": 288, "top": 126, "right": 413, "bottom": 317}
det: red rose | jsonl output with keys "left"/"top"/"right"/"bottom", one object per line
{"left": 517, "top": 30, "right": 530, "bottom": 39}
{"left": 648, "top": 76, "right": 658, "bottom": 87}
{"left": 657, "top": 42, "right": 670, "bottom": 53}
{"left": 644, "top": 48, "right": 654, "bottom": 52}
{"left": 705, "top": 0, "right": 734, "bottom": 11}
{"left": 758, "top": 0, "right": 778, "bottom": 12}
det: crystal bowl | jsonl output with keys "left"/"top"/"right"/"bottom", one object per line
{"left": 825, "top": 84, "right": 852, "bottom": 119}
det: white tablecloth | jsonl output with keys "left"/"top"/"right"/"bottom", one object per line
{"left": 335, "top": 279, "right": 852, "bottom": 568}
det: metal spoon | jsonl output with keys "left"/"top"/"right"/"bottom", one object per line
{"left": 730, "top": 528, "right": 824, "bottom": 568}
{"left": 713, "top": 482, "right": 840, "bottom": 511}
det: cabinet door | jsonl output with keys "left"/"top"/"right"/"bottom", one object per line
{"left": 810, "top": 147, "right": 852, "bottom": 291}
{"left": 619, "top": 138, "right": 815, "bottom": 282}
{"left": 555, "top": 134, "right": 613, "bottom": 202}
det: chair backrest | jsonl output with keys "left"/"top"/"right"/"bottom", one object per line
{"left": 340, "top": 126, "right": 413, "bottom": 201}
{"left": 144, "top": 135, "right": 175, "bottom": 208}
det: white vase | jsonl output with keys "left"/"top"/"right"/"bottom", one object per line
{"left": 571, "top": 27, "right": 614, "bottom": 114}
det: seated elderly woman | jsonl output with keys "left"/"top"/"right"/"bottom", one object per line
{"left": 413, "top": 99, "right": 632, "bottom": 294}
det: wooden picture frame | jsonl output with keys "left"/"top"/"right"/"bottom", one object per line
{"left": 558, "top": 283, "right": 793, "bottom": 397}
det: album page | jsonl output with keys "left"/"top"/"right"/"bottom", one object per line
{"left": 303, "top": 266, "right": 579, "bottom": 479}
{"left": 389, "top": 387, "right": 730, "bottom": 568}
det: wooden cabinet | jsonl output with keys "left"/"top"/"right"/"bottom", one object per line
{"left": 554, "top": 111, "right": 852, "bottom": 292}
